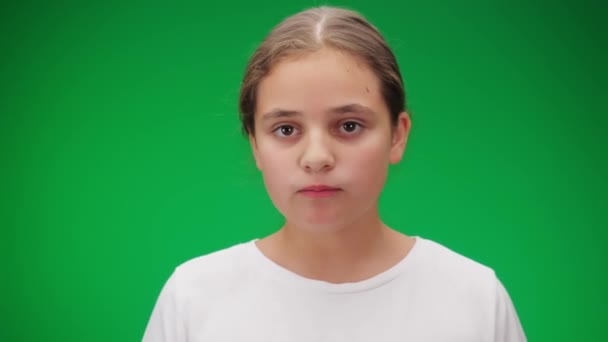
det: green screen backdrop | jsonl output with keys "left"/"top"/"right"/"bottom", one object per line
{"left": 2, "top": 0, "right": 606, "bottom": 341}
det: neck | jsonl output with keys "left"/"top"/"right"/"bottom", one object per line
{"left": 281, "top": 207, "right": 387, "bottom": 261}
{"left": 256, "top": 207, "right": 414, "bottom": 283}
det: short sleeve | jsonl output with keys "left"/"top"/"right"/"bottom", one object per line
{"left": 142, "top": 271, "right": 185, "bottom": 342}
{"left": 494, "top": 277, "right": 527, "bottom": 342}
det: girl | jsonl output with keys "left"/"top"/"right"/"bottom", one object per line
{"left": 143, "top": 6, "right": 526, "bottom": 341}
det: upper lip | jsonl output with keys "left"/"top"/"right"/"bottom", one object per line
{"left": 299, "top": 184, "right": 341, "bottom": 192}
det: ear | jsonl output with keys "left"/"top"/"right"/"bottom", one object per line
{"left": 389, "top": 111, "right": 411, "bottom": 164}
{"left": 249, "top": 134, "right": 262, "bottom": 170}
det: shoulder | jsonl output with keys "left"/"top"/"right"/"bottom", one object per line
{"left": 415, "top": 237, "right": 495, "bottom": 277}
{"left": 411, "top": 237, "right": 499, "bottom": 297}
{"left": 406, "top": 238, "right": 504, "bottom": 331}
{"left": 170, "top": 240, "right": 257, "bottom": 297}
{"left": 401, "top": 238, "right": 526, "bottom": 340}
{"left": 177, "top": 241, "right": 252, "bottom": 271}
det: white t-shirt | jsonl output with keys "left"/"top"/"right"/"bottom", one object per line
{"left": 142, "top": 237, "right": 526, "bottom": 342}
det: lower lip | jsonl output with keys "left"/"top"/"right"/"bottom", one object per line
{"left": 298, "top": 189, "right": 341, "bottom": 198}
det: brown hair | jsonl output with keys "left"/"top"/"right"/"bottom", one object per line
{"left": 239, "top": 6, "right": 406, "bottom": 135}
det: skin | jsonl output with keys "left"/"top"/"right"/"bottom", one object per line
{"left": 249, "top": 47, "right": 415, "bottom": 284}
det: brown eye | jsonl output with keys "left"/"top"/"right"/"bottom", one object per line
{"left": 340, "top": 121, "right": 362, "bottom": 134}
{"left": 273, "top": 125, "right": 299, "bottom": 137}
{"left": 343, "top": 122, "right": 357, "bottom": 132}
{"left": 281, "top": 126, "right": 294, "bottom": 135}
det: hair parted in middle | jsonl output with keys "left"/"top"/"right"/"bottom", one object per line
{"left": 239, "top": 6, "right": 407, "bottom": 136}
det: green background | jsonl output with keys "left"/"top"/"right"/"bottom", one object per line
{"left": 2, "top": 0, "right": 606, "bottom": 340}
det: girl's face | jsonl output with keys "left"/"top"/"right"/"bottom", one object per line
{"left": 251, "top": 48, "right": 410, "bottom": 232}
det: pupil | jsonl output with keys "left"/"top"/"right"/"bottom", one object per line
{"left": 281, "top": 126, "right": 293, "bottom": 135}
{"left": 344, "top": 122, "right": 356, "bottom": 132}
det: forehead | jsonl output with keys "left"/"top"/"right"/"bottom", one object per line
{"left": 255, "top": 48, "right": 388, "bottom": 119}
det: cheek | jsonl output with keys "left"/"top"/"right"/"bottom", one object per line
{"left": 351, "top": 133, "right": 391, "bottom": 165}
{"left": 258, "top": 148, "right": 293, "bottom": 193}
{"left": 343, "top": 138, "right": 391, "bottom": 188}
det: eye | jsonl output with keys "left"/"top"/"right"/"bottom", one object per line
{"left": 339, "top": 121, "right": 362, "bottom": 134}
{"left": 273, "top": 125, "right": 299, "bottom": 138}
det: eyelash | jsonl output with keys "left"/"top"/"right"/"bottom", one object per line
{"left": 339, "top": 121, "right": 362, "bottom": 134}
{"left": 272, "top": 121, "right": 364, "bottom": 138}
{"left": 273, "top": 125, "right": 300, "bottom": 138}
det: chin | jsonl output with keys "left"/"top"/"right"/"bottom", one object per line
{"left": 288, "top": 214, "right": 353, "bottom": 233}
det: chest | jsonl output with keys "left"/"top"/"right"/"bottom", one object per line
{"left": 183, "top": 288, "right": 492, "bottom": 342}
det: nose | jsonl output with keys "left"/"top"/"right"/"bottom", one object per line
{"left": 299, "top": 131, "right": 335, "bottom": 173}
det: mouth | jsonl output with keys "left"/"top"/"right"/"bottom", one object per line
{"left": 297, "top": 185, "right": 342, "bottom": 198}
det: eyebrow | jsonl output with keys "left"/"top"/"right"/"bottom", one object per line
{"left": 328, "top": 103, "right": 376, "bottom": 117}
{"left": 261, "top": 103, "right": 377, "bottom": 121}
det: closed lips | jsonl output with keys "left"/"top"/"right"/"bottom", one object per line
{"left": 299, "top": 185, "right": 340, "bottom": 192}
